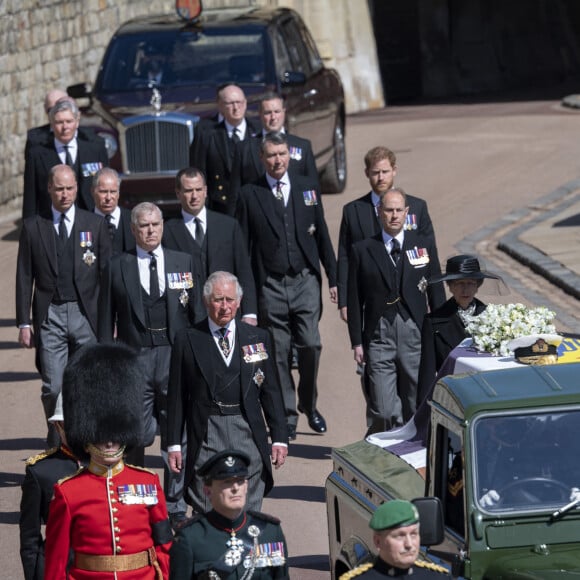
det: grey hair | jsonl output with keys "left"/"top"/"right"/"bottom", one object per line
{"left": 48, "top": 99, "right": 80, "bottom": 123}
{"left": 92, "top": 167, "right": 121, "bottom": 190}
{"left": 259, "top": 131, "right": 288, "bottom": 155}
{"left": 203, "top": 271, "right": 243, "bottom": 302}
{"left": 131, "top": 202, "right": 162, "bottom": 225}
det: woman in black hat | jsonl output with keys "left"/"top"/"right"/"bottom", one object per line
{"left": 417, "top": 255, "right": 502, "bottom": 404}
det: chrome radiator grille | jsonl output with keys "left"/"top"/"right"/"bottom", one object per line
{"left": 122, "top": 115, "right": 194, "bottom": 173}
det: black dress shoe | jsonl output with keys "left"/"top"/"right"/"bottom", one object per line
{"left": 287, "top": 424, "right": 297, "bottom": 441}
{"left": 305, "top": 409, "right": 327, "bottom": 433}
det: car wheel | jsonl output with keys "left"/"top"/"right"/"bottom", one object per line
{"left": 320, "top": 120, "right": 347, "bottom": 193}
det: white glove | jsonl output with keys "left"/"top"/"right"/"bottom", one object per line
{"left": 480, "top": 489, "right": 500, "bottom": 507}
{"left": 569, "top": 487, "right": 580, "bottom": 502}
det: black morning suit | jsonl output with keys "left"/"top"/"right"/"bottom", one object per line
{"left": 19, "top": 446, "right": 79, "bottom": 580}
{"left": 22, "top": 137, "right": 109, "bottom": 219}
{"left": 97, "top": 248, "right": 203, "bottom": 348}
{"left": 16, "top": 209, "right": 112, "bottom": 343}
{"left": 347, "top": 231, "right": 444, "bottom": 429}
{"left": 236, "top": 174, "right": 337, "bottom": 299}
{"left": 189, "top": 118, "right": 262, "bottom": 216}
{"left": 167, "top": 321, "right": 288, "bottom": 500}
{"left": 417, "top": 297, "right": 487, "bottom": 404}
{"left": 347, "top": 231, "right": 444, "bottom": 349}
{"left": 337, "top": 192, "right": 437, "bottom": 309}
{"left": 162, "top": 210, "right": 257, "bottom": 317}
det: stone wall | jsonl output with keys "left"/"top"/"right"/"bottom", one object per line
{"left": 0, "top": 0, "right": 382, "bottom": 208}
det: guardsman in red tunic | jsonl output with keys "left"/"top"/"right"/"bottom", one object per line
{"left": 44, "top": 343, "right": 173, "bottom": 579}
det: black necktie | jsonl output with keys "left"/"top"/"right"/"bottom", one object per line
{"left": 218, "top": 327, "right": 230, "bottom": 357}
{"left": 274, "top": 181, "right": 284, "bottom": 202}
{"left": 105, "top": 214, "right": 115, "bottom": 241}
{"left": 194, "top": 217, "right": 204, "bottom": 246}
{"left": 59, "top": 213, "right": 68, "bottom": 243}
{"left": 149, "top": 252, "right": 160, "bottom": 299}
{"left": 390, "top": 238, "right": 401, "bottom": 265}
{"left": 63, "top": 145, "right": 74, "bottom": 168}
{"left": 231, "top": 127, "right": 240, "bottom": 144}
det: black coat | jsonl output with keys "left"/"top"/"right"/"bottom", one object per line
{"left": 347, "top": 232, "right": 444, "bottom": 348}
{"left": 237, "top": 174, "right": 337, "bottom": 293}
{"left": 16, "top": 209, "right": 112, "bottom": 339}
{"left": 19, "top": 447, "right": 79, "bottom": 580}
{"left": 417, "top": 297, "right": 487, "bottom": 404}
{"left": 337, "top": 192, "right": 437, "bottom": 308}
{"left": 189, "top": 119, "right": 262, "bottom": 216}
{"left": 162, "top": 210, "right": 257, "bottom": 317}
{"left": 102, "top": 207, "right": 136, "bottom": 255}
{"left": 97, "top": 248, "right": 204, "bottom": 346}
{"left": 23, "top": 138, "right": 109, "bottom": 218}
{"left": 167, "top": 321, "right": 288, "bottom": 497}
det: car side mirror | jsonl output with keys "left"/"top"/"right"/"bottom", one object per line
{"left": 412, "top": 497, "right": 445, "bottom": 546}
{"left": 67, "top": 83, "right": 92, "bottom": 99}
{"left": 282, "top": 70, "right": 306, "bottom": 86}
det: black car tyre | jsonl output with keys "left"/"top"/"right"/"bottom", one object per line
{"left": 320, "top": 119, "right": 347, "bottom": 193}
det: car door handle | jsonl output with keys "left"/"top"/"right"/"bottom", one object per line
{"left": 304, "top": 88, "right": 318, "bottom": 98}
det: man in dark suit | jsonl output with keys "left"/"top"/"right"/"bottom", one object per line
{"left": 189, "top": 83, "right": 262, "bottom": 216}
{"left": 237, "top": 132, "right": 337, "bottom": 440}
{"left": 163, "top": 167, "right": 257, "bottom": 321}
{"left": 23, "top": 99, "right": 108, "bottom": 219}
{"left": 256, "top": 92, "right": 318, "bottom": 183}
{"left": 25, "top": 90, "right": 104, "bottom": 158}
{"left": 347, "top": 187, "right": 444, "bottom": 435}
{"left": 97, "top": 201, "right": 204, "bottom": 524}
{"left": 16, "top": 164, "right": 112, "bottom": 446}
{"left": 167, "top": 271, "right": 288, "bottom": 513}
{"left": 338, "top": 146, "right": 437, "bottom": 323}
{"left": 91, "top": 167, "right": 135, "bottom": 255}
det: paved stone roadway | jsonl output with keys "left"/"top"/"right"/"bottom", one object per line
{"left": 1, "top": 95, "right": 579, "bottom": 579}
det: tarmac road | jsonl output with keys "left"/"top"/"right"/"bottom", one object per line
{"left": 1, "top": 93, "right": 579, "bottom": 579}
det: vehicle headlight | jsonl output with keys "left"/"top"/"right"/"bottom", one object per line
{"left": 97, "top": 131, "right": 118, "bottom": 159}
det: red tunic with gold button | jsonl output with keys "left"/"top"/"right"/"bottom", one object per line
{"left": 44, "top": 460, "right": 172, "bottom": 579}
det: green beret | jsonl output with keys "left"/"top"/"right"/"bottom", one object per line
{"left": 369, "top": 500, "right": 419, "bottom": 531}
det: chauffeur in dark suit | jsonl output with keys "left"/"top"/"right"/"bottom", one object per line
{"left": 237, "top": 132, "right": 337, "bottom": 440}
{"left": 337, "top": 146, "right": 437, "bottom": 323}
{"left": 347, "top": 188, "right": 444, "bottom": 435}
{"left": 189, "top": 83, "right": 262, "bottom": 216}
{"left": 91, "top": 167, "right": 135, "bottom": 255}
{"left": 163, "top": 167, "right": 258, "bottom": 321}
{"left": 98, "top": 202, "right": 204, "bottom": 524}
{"left": 167, "top": 271, "right": 288, "bottom": 514}
{"left": 16, "top": 164, "right": 112, "bottom": 446}
{"left": 23, "top": 99, "right": 108, "bottom": 219}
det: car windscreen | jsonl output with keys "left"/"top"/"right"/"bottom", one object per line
{"left": 472, "top": 409, "right": 580, "bottom": 514}
{"left": 98, "top": 29, "right": 270, "bottom": 92}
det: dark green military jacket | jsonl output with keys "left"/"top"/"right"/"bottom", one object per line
{"left": 170, "top": 509, "right": 289, "bottom": 579}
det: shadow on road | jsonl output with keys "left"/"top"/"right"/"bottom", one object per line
{"left": 554, "top": 214, "right": 580, "bottom": 227}
{"left": 0, "top": 512, "right": 19, "bottom": 524}
{"left": 288, "top": 442, "right": 331, "bottom": 460}
{"left": 268, "top": 484, "right": 325, "bottom": 503}
{"left": 0, "top": 471, "right": 24, "bottom": 489}
{"left": 0, "top": 341, "right": 23, "bottom": 350}
{"left": 0, "top": 371, "right": 40, "bottom": 383}
{"left": 289, "top": 554, "right": 330, "bottom": 571}
{"left": 0, "top": 438, "right": 45, "bottom": 452}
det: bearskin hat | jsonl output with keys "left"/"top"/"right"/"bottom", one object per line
{"left": 62, "top": 343, "right": 144, "bottom": 459}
